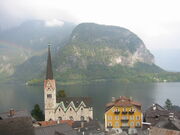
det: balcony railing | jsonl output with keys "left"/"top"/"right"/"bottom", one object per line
{"left": 121, "top": 126, "right": 130, "bottom": 128}
{"left": 121, "top": 119, "right": 129, "bottom": 122}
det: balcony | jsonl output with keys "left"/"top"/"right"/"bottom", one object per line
{"left": 121, "top": 126, "right": 130, "bottom": 128}
{"left": 122, "top": 111, "right": 127, "bottom": 114}
{"left": 121, "top": 119, "right": 129, "bottom": 122}
{"left": 114, "top": 111, "right": 120, "bottom": 115}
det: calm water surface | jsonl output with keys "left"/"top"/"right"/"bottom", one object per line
{"left": 0, "top": 82, "right": 180, "bottom": 121}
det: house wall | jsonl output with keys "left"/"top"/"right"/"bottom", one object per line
{"left": 55, "top": 104, "right": 93, "bottom": 121}
{"left": 105, "top": 106, "right": 143, "bottom": 131}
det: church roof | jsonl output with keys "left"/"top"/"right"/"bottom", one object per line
{"left": 46, "top": 44, "right": 53, "bottom": 80}
{"left": 56, "top": 97, "right": 92, "bottom": 108}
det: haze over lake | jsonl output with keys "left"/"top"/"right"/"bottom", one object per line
{"left": 0, "top": 81, "right": 179, "bottom": 121}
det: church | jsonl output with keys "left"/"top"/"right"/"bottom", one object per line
{"left": 44, "top": 45, "right": 93, "bottom": 121}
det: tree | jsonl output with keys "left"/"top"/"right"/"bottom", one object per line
{"left": 57, "top": 90, "right": 66, "bottom": 98}
{"left": 31, "top": 104, "right": 44, "bottom": 121}
{"left": 165, "top": 99, "right": 173, "bottom": 110}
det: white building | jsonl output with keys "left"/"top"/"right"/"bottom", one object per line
{"left": 44, "top": 45, "right": 93, "bottom": 121}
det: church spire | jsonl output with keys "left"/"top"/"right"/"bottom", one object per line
{"left": 46, "top": 43, "right": 53, "bottom": 80}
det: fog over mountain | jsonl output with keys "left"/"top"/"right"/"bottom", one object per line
{"left": 0, "top": 0, "right": 180, "bottom": 71}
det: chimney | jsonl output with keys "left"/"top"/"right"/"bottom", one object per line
{"left": 112, "top": 97, "right": 115, "bottom": 102}
{"left": 169, "top": 112, "right": 174, "bottom": 120}
{"left": 9, "top": 108, "right": 15, "bottom": 117}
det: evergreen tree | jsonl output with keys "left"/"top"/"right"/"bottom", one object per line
{"left": 165, "top": 99, "right": 173, "bottom": 110}
{"left": 57, "top": 90, "right": 66, "bottom": 98}
{"left": 31, "top": 104, "right": 44, "bottom": 121}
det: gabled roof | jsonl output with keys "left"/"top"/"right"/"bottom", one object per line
{"left": 57, "top": 97, "right": 92, "bottom": 108}
{"left": 105, "top": 96, "right": 141, "bottom": 112}
{"left": 0, "top": 117, "right": 34, "bottom": 135}
{"left": 34, "top": 123, "right": 77, "bottom": 135}
{"left": 46, "top": 44, "right": 53, "bottom": 80}
{"left": 149, "top": 127, "right": 180, "bottom": 135}
{"left": 0, "top": 110, "right": 31, "bottom": 120}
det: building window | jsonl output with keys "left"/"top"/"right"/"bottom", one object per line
{"left": 80, "top": 116, "right": 85, "bottom": 121}
{"left": 130, "top": 122, "right": 134, "bottom": 127}
{"left": 59, "top": 108, "right": 61, "bottom": 112}
{"left": 130, "top": 116, "right": 134, "bottom": 120}
{"left": 136, "top": 122, "right": 140, "bottom": 127}
{"left": 108, "top": 115, "right": 112, "bottom": 120}
{"left": 115, "top": 122, "right": 119, "bottom": 127}
{"left": 81, "top": 108, "right": 83, "bottom": 111}
{"left": 47, "top": 94, "right": 52, "bottom": 98}
{"left": 122, "top": 116, "right": 128, "bottom": 120}
{"left": 69, "top": 116, "right": 73, "bottom": 120}
{"left": 108, "top": 122, "right": 112, "bottom": 126}
{"left": 122, "top": 122, "right": 128, "bottom": 127}
{"left": 136, "top": 116, "right": 140, "bottom": 120}
{"left": 115, "top": 116, "right": 119, "bottom": 120}
{"left": 70, "top": 108, "right": 72, "bottom": 111}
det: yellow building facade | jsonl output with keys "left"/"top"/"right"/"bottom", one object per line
{"left": 105, "top": 96, "right": 143, "bottom": 131}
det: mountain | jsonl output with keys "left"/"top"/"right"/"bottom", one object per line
{"left": 0, "top": 20, "right": 75, "bottom": 80}
{"left": 52, "top": 23, "right": 163, "bottom": 83}
{"left": 6, "top": 22, "right": 179, "bottom": 84}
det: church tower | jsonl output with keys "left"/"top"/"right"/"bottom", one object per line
{"left": 44, "top": 44, "right": 56, "bottom": 121}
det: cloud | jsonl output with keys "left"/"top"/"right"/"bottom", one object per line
{"left": 45, "top": 19, "right": 64, "bottom": 27}
{"left": 0, "top": 0, "right": 180, "bottom": 49}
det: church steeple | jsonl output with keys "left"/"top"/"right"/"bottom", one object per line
{"left": 46, "top": 44, "right": 53, "bottom": 80}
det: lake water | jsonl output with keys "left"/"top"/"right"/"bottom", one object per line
{"left": 0, "top": 81, "right": 180, "bottom": 121}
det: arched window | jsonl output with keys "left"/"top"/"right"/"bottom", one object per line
{"left": 70, "top": 108, "right": 72, "bottom": 111}
{"left": 80, "top": 116, "right": 85, "bottom": 121}
{"left": 58, "top": 117, "right": 62, "bottom": 121}
{"left": 59, "top": 108, "right": 61, "bottom": 112}
{"left": 69, "top": 116, "right": 73, "bottom": 120}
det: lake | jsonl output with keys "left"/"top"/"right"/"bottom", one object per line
{"left": 0, "top": 81, "right": 180, "bottom": 121}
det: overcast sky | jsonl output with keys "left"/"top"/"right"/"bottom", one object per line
{"left": 0, "top": 0, "right": 180, "bottom": 50}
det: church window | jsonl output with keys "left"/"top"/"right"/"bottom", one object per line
{"left": 58, "top": 117, "right": 62, "bottom": 121}
{"left": 59, "top": 108, "right": 61, "bottom": 111}
{"left": 47, "top": 94, "right": 52, "bottom": 98}
{"left": 80, "top": 116, "right": 85, "bottom": 121}
{"left": 69, "top": 116, "right": 73, "bottom": 120}
{"left": 70, "top": 108, "right": 72, "bottom": 111}
{"left": 81, "top": 108, "right": 83, "bottom": 111}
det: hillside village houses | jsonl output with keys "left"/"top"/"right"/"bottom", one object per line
{"left": 44, "top": 45, "right": 93, "bottom": 122}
